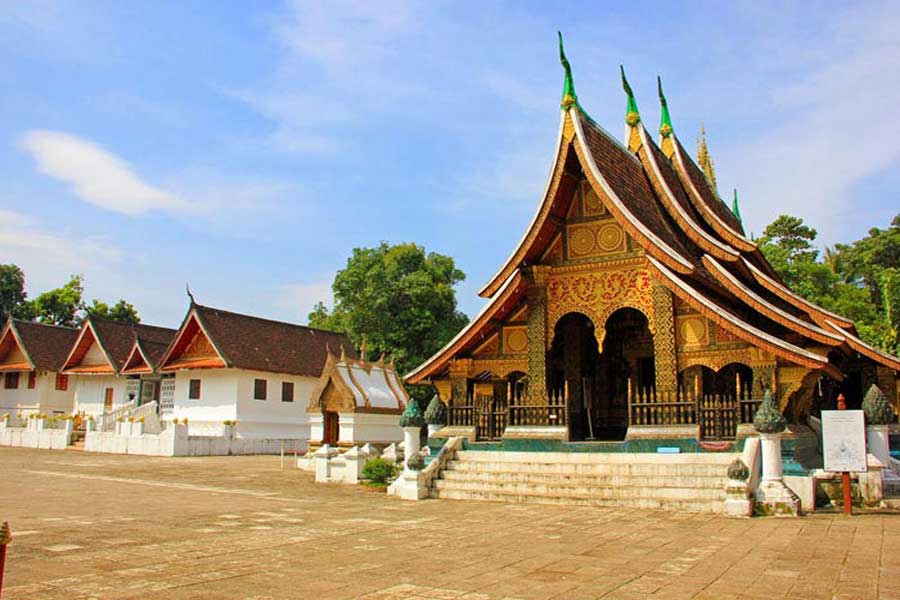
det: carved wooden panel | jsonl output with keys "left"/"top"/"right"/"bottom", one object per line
{"left": 546, "top": 267, "right": 655, "bottom": 347}
{"left": 502, "top": 326, "right": 528, "bottom": 354}
{"left": 566, "top": 221, "right": 626, "bottom": 260}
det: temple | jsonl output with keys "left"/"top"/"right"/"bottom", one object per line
{"left": 406, "top": 37, "right": 900, "bottom": 446}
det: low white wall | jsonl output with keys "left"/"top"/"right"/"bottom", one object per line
{"left": 84, "top": 422, "right": 306, "bottom": 456}
{"left": 0, "top": 419, "right": 72, "bottom": 450}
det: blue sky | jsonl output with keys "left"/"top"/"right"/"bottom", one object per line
{"left": 2, "top": 1, "right": 899, "bottom": 328}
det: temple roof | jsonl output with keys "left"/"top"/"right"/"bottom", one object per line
{"left": 406, "top": 47, "right": 900, "bottom": 383}
{"left": 159, "top": 303, "right": 356, "bottom": 377}
{"left": 0, "top": 319, "right": 79, "bottom": 372}
{"left": 62, "top": 317, "right": 177, "bottom": 375}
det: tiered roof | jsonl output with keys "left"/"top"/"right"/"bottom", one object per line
{"left": 0, "top": 319, "right": 79, "bottom": 372}
{"left": 406, "top": 37, "right": 900, "bottom": 384}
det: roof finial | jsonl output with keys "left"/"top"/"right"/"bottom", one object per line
{"left": 359, "top": 335, "right": 368, "bottom": 360}
{"left": 339, "top": 344, "right": 346, "bottom": 362}
{"left": 732, "top": 189, "right": 743, "bottom": 223}
{"left": 657, "top": 76, "right": 672, "bottom": 138}
{"left": 696, "top": 125, "right": 718, "bottom": 192}
{"left": 186, "top": 284, "right": 196, "bottom": 305}
{"left": 558, "top": 32, "right": 577, "bottom": 110}
{"left": 620, "top": 65, "right": 640, "bottom": 126}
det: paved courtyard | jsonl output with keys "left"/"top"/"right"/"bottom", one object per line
{"left": 1, "top": 448, "right": 899, "bottom": 599}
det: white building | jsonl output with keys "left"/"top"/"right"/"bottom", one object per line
{"left": 0, "top": 319, "right": 79, "bottom": 417}
{"left": 61, "top": 316, "right": 177, "bottom": 416}
{"left": 156, "top": 303, "right": 355, "bottom": 444}
{"left": 307, "top": 347, "right": 407, "bottom": 450}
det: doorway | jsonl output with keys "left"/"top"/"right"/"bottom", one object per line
{"left": 324, "top": 411, "right": 340, "bottom": 445}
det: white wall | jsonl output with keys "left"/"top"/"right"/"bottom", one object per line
{"left": 0, "top": 371, "right": 75, "bottom": 416}
{"left": 73, "top": 375, "right": 129, "bottom": 416}
{"left": 235, "top": 370, "right": 315, "bottom": 439}
{"left": 338, "top": 412, "right": 403, "bottom": 446}
{"left": 169, "top": 369, "right": 315, "bottom": 440}
{"left": 172, "top": 370, "right": 238, "bottom": 434}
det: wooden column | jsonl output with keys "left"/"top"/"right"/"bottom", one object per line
{"left": 651, "top": 286, "right": 677, "bottom": 394}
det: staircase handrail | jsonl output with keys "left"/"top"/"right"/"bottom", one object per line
{"left": 422, "top": 436, "right": 462, "bottom": 489}
{"left": 97, "top": 401, "right": 137, "bottom": 431}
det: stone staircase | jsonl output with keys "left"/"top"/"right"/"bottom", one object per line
{"left": 430, "top": 450, "right": 737, "bottom": 513}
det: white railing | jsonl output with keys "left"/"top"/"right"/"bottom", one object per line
{"left": 132, "top": 401, "right": 163, "bottom": 433}
{"left": 97, "top": 401, "right": 137, "bottom": 432}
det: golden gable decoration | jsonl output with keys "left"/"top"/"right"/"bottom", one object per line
{"left": 566, "top": 221, "right": 626, "bottom": 259}
{"left": 502, "top": 326, "right": 528, "bottom": 354}
{"left": 547, "top": 267, "right": 655, "bottom": 347}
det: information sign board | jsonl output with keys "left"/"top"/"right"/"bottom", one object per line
{"left": 821, "top": 410, "right": 867, "bottom": 473}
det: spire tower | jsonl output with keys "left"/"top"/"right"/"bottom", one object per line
{"left": 696, "top": 125, "right": 718, "bottom": 193}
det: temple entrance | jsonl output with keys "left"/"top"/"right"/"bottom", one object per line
{"left": 597, "top": 308, "right": 654, "bottom": 440}
{"left": 549, "top": 309, "right": 654, "bottom": 441}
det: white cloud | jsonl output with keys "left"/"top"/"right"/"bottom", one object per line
{"left": 19, "top": 130, "right": 188, "bottom": 216}
{"left": 0, "top": 209, "right": 123, "bottom": 273}
{"left": 712, "top": 3, "right": 900, "bottom": 243}
{"left": 275, "top": 277, "right": 334, "bottom": 324}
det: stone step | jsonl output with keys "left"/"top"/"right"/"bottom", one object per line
{"left": 433, "top": 478, "right": 725, "bottom": 500}
{"left": 439, "top": 469, "right": 726, "bottom": 489}
{"left": 455, "top": 450, "right": 737, "bottom": 465}
{"left": 430, "top": 487, "right": 724, "bottom": 512}
{"left": 444, "top": 459, "right": 729, "bottom": 478}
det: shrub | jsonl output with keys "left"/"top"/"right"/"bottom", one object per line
{"left": 362, "top": 458, "right": 398, "bottom": 485}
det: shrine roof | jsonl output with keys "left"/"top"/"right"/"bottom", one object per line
{"left": 310, "top": 350, "right": 407, "bottom": 413}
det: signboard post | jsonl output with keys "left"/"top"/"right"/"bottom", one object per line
{"left": 821, "top": 394, "right": 866, "bottom": 516}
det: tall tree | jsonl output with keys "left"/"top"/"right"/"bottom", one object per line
{"left": 309, "top": 242, "right": 469, "bottom": 401}
{"left": 87, "top": 299, "right": 141, "bottom": 324}
{"left": 0, "top": 264, "right": 26, "bottom": 323}
{"left": 25, "top": 275, "right": 85, "bottom": 327}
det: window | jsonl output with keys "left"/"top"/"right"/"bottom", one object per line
{"left": 55, "top": 373, "right": 68, "bottom": 391}
{"left": 281, "top": 381, "right": 294, "bottom": 403}
{"left": 254, "top": 378, "right": 267, "bottom": 400}
{"left": 28, "top": 372, "right": 36, "bottom": 389}
{"left": 4, "top": 372, "right": 19, "bottom": 389}
{"left": 189, "top": 379, "right": 201, "bottom": 400}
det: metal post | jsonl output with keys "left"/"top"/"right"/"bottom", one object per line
{"left": 0, "top": 521, "right": 11, "bottom": 599}
{"left": 838, "top": 393, "right": 852, "bottom": 516}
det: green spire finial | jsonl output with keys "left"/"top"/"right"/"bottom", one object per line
{"left": 731, "top": 189, "right": 742, "bottom": 222}
{"left": 621, "top": 65, "right": 640, "bottom": 126}
{"left": 558, "top": 32, "right": 577, "bottom": 110}
{"left": 657, "top": 76, "right": 672, "bottom": 138}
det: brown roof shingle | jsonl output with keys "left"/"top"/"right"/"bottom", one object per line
{"left": 11, "top": 320, "right": 79, "bottom": 371}
{"left": 192, "top": 305, "right": 357, "bottom": 377}
{"left": 89, "top": 317, "right": 178, "bottom": 371}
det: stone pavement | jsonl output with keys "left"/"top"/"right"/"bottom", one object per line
{"left": 1, "top": 448, "right": 899, "bottom": 599}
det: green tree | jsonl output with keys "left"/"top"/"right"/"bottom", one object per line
{"left": 87, "top": 299, "right": 141, "bottom": 324}
{"left": 759, "top": 214, "right": 898, "bottom": 355}
{"left": 25, "top": 275, "right": 85, "bottom": 327}
{"left": 309, "top": 242, "right": 469, "bottom": 402}
{"left": 0, "top": 264, "right": 27, "bottom": 323}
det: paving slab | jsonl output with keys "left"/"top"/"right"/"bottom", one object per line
{"left": 1, "top": 448, "right": 900, "bottom": 599}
